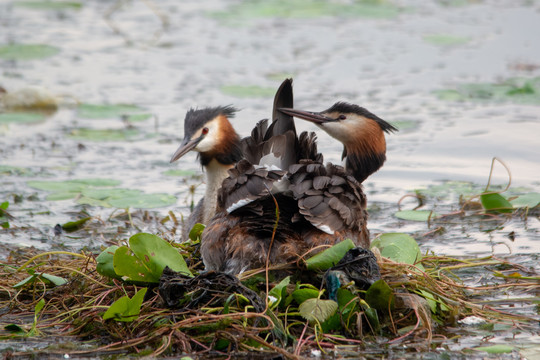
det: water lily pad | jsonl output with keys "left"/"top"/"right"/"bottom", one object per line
{"left": 371, "top": 233, "right": 422, "bottom": 266}
{"left": 434, "top": 77, "right": 540, "bottom": 105}
{"left": 108, "top": 193, "right": 177, "bottom": 209}
{"left": 67, "top": 128, "right": 140, "bottom": 141}
{"left": 0, "top": 112, "right": 46, "bottom": 124}
{"left": 113, "top": 233, "right": 192, "bottom": 282}
{"left": 415, "top": 180, "right": 479, "bottom": 199}
{"left": 163, "top": 169, "right": 199, "bottom": 177}
{"left": 510, "top": 192, "right": 540, "bottom": 208}
{"left": 221, "top": 85, "right": 276, "bottom": 98}
{"left": 424, "top": 34, "right": 470, "bottom": 46}
{"left": 0, "top": 165, "right": 38, "bottom": 176}
{"left": 96, "top": 245, "right": 121, "bottom": 279}
{"left": 81, "top": 188, "right": 140, "bottom": 201}
{"left": 27, "top": 178, "right": 120, "bottom": 192}
{"left": 28, "top": 180, "right": 86, "bottom": 192}
{"left": 77, "top": 103, "right": 145, "bottom": 119}
{"left": 391, "top": 119, "right": 419, "bottom": 131}
{"left": 480, "top": 192, "right": 513, "bottom": 213}
{"left": 14, "top": 1, "right": 82, "bottom": 10}
{"left": 214, "top": 0, "right": 399, "bottom": 24}
{"left": 0, "top": 44, "right": 60, "bottom": 60}
{"left": 125, "top": 113, "right": 152, "bottom": 122}
{"left": 394, "top": 210, "right": 438, "bottom": 221}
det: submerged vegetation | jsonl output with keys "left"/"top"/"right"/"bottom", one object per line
{"left": 1, "top": 160, "right": 538, "bottom": 358}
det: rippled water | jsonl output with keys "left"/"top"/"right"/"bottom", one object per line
{"left": 1, "top": 0, "right": 539, "bottom": 357}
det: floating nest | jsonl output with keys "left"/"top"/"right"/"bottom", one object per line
{"left": 0, "top": 244, "right": 538, "bottom": 359}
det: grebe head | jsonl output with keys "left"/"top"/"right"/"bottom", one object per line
{"left": 279, "top": 102, "right": 397, "bottom": 182}
{"left": 170, "top": 106, "right": 242, "bottom": 166}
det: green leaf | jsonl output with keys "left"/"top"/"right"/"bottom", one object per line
{"left": 371, "top": 233, "right": 422, "bottom": 265}
{"left": 364, "top": 307, "right": 380, "bottom": 333}
{"left": 108, "top": 193, "right": 177, "bottom": 209}
{"left": 12, "top": 272, "right": 65, "bottom": 288}
{"left": 34, "top": 298, "right": 45, "bottom": 318}
{"left": 13, "top": 274, "right": 38, "bottom": 289}
{"left": 336, "top": 288, "right": 358, "bottom": 314}
{"left": 419, "top": 289, "right": 437, "bottom": 313}
{"left": 40, "top": 273, "right": 67, "bottom": 286}
{"left": 188, "top": 223, "right": 205, "bottom": 242}
{"left": 14, "top": 1, "right": 82, "bottom": 10}
{"left": 114, "top": 245, "right": 156, "bottom": 282}
{"left": 27, "top": 178, "right": 120, "bottom": 192}
{"left": 423, "top": 34, "right": 470, "bottom": 46}
{"left": 114, "top": 233, "right": 192, "bottom": 283}
{"left": 473, "top": 344, "right": 514, "bottom": 354}
{"left": 96, "top": 245, "right": 121, "bottom": 279}
{"left": 61, "top": 217, "right": 91, "bottom": 232}
{"left": 299, "top": 298, "right": 338, "bottom": 324}
{"left": 4, "top": 324, "right": 26, "bottom": 334}
{"left": 365, "top": 279, "right": 394, "bottom": 311}
{"left": 45, "top": 191, "right": 80, "bottom": 201}
{"left": 77, "top": 103, "right": 145, "bottom": 119}
{"left": 130, "top": 233, "right": 192, "bottom": 277}
{"left": 291, "top": 288, "right": 319, "bottom": 305}
{"left": 163, "top": 169, "right": 199, "bottom": 177}
{"left": 81, "top": 188, "right": 140, "bottom": 201}
{"left": 394, "top": 210, "right": 438, "bottom": 222}
{"left": 510, "top": 192, "right": 540, "bottom": 208}
{"left": 305, "top": 239, "right": 355, "bottom": 271}
{"left": 268, "top": 276, "right": 290, "bottom": 309}
{"left": 103, "top": 288, "right": 147, "bottom": 322}
{"left": 67, "top": 128, "right": 140, "bottom": 142}
{"left": 480, "top": 192, "right": 513, "bottom": 213}
{"left": 0, "top": 201, "right": 8, "bottom": 210}
{"left": 0, "top": 44, "right": 60, "bottom": 60}
{"left": 125, "top": 113, "right": 152, "bottom": 122}
{"left": 0, "top": 112, "right": 46, "bottom": 124}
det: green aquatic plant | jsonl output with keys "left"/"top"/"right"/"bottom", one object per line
{"left": 0, "top": 112, "right": 46, "bottom": 124}
{"left": 14, "top": 1, "right": 82, "bottom": 10}
{"left": 102, "top": 288, "right": 147, "bottom": 322}
{"left": 27, "top": 178, "right": 177, "bottom": 209}
{"left": 0, "top": 44, "right": 60, "bottom": 60}
{"left": 213, "top": 0, "right": 400, "bottom": 25}
{"left": 97, "top": 233, "right": 192, "bottom": 282}
{"left": 434, "top": 77, "right": 540, "bottom": 105}
{"left": 1, "top": 232, "right": 537, "bottom": 358}
{"left": 0, "top": 201, "right": 9, "bottom": 229}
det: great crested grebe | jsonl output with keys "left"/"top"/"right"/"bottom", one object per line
{"left": 200, "top": 83, "right": 396, "bottom": 274}
{"left": 279, "top": 102, "right": 397, "bottom": 183}
{"left": 170, "top": 105, "right": 243, "bottom": 240}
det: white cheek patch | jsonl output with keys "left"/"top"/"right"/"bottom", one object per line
{"left": 320, "top": 120, "right": 353, "bottom": 142}
{"left": 194, "top": 119, "right": 220, "bottom": 152}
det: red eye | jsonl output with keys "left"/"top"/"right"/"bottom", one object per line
{"left": 202, "top": 127, "right": 209, "bottom": 135}
{"left": 338, "top": 114, "right": 347, "bottom": 120}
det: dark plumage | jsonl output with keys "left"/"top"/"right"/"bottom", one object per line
{"left": 200, "top": 80, "right": 373, "bottom": 274}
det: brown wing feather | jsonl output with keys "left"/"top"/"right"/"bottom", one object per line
{"left": 289, "top": 160, "right": 368, "bottom": 239}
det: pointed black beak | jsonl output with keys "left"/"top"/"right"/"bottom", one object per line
{"left": 170, "top": 135, "right": 203, "bottom": 163}
{"left": 278, "top": 108, "right": 336, "bottom": 124}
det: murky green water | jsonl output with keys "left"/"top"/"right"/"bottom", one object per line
{"left": 1, "top": 0, "right": 539, "bottom": 358}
